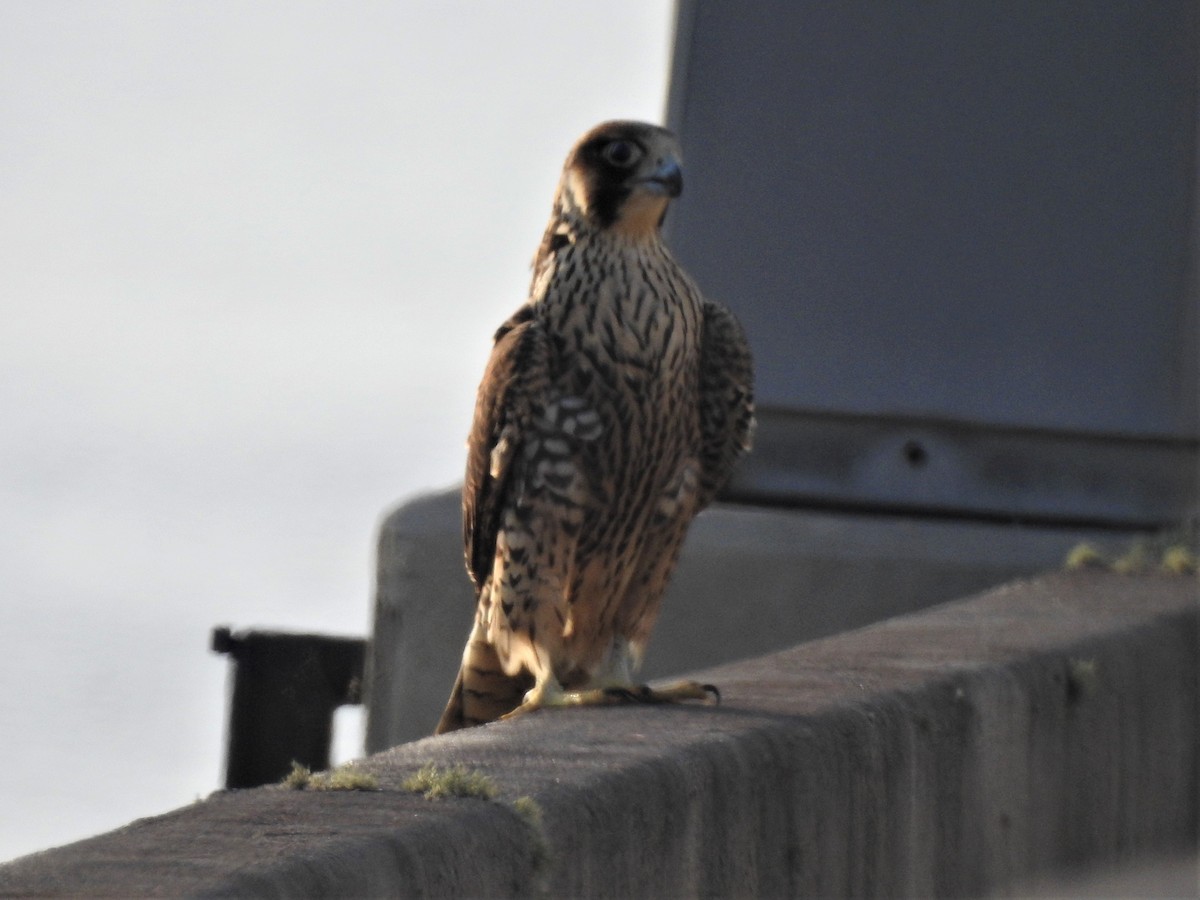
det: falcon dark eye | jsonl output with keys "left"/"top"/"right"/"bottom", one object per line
{"left": 601, "top": 139, "right": 640, "bottom": 168}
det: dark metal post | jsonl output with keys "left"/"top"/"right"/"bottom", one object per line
{"left": 211, "top": 628, "right": 366, "bottom": 789}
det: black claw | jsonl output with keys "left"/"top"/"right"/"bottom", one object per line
{"left": 702, "top": 683, "right": 721, "bottom": 704}
{"left": 602, "top": 686, "right": 640, "bottom": 702}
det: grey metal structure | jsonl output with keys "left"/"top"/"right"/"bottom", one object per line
{"left": 666, "top": 0, "right": 1198, "bottom": 527}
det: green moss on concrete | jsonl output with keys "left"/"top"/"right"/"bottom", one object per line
{"left": 403, "top": 764, "right": 498, "bottom": 800}
{"left": 511, "top": 795, "right": 551, "bottom": 893}
{"left": 314, "top": 766, "right": 379, "bottom": 792}
{"left": 1112, "top": 544, "right": 1153, "bottom": 575}
{"left": 283, "top": 762, "right": 313, "bottom": 789}
{"left": 1161, "top": 545, "right": 1197, "bottom": 575}
{"left": 512, "top": 795, "right": 542, "bottom": 823}
{"left": 283, "top": 762, "right": 379, "bottom": 792}
{"left": 1064, "top": 543, "right": 1107, "bottom": 571}
{"left": 1065, "top": 522, "right": 1199, "bottom": 577}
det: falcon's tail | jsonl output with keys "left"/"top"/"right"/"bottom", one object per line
{"left": 435, "top": 619, "right": 533, "bottom": 734}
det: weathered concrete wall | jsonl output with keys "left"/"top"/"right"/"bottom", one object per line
{"left": 1, "top": 572, "right": 1194, "bottom": 898}
{"left": 367, "top": 487, "right": 1138, "bottom": 748}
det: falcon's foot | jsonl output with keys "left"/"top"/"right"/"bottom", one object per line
{"left": 498, "top": 679, "right": 719, "bottom": 722}
{"left": 597, "top": 680, "right": 721, "bottom": 706}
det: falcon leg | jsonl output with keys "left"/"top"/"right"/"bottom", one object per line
{"left": 499, "top": 679, "right": 719, "bottom": 721}
{"left": 497, "top": 639, "right": 718, "bottom": 723}
{"left": 579, "top": 637, "right": 720, "bottom": 705}
{"left": 576, "top": 638, "right": 715, "bottom": 710}
{"left": 589, "top": 680, "right": 720, "bottom": 705}
{"left": 496, "top": 677, "right": 569, "bottom": 722}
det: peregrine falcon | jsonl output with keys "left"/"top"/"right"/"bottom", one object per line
{"left": 436, "top": 121, "right": 754, "bottom": 734}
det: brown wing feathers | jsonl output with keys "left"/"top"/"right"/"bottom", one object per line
{"left": 463, "top": 306, "right": 547, "bottom": 594}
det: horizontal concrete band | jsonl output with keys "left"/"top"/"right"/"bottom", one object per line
{"left": 2, "top": 572, "right": 1195, "bottom": 897}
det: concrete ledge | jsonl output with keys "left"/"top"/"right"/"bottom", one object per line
{"left": 2, "top": 572, "right": 1195, "bottom": 897}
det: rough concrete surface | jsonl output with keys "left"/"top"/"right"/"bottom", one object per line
{"left": 1, "top": 572, "right": 1195, "bottom": 898}
{"left": 367, "top": 487, "right": 1140, "bottom": 747}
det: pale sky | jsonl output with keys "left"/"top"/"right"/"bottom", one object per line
{"left": 0, "top": 0, "right": 674, "bottom": 861}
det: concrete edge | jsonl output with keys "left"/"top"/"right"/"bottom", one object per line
{"left": 1, "top": 572, "right": 1196, "bottom": 897}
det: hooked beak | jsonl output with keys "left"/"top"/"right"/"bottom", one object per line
{"left": 641, "top": 156, "right": 683, "bottom": 198}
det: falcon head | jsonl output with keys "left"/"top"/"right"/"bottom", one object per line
{"left": 559, "top": 120, "right": 683, "bottom": 236}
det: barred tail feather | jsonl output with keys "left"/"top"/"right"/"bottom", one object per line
{"left": 435, "top": 621, "right": 533, "bottom": 734}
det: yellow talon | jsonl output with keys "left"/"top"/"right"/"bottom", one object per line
{"left": 497, "top": 679, "right": 719, "bottom": 721}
